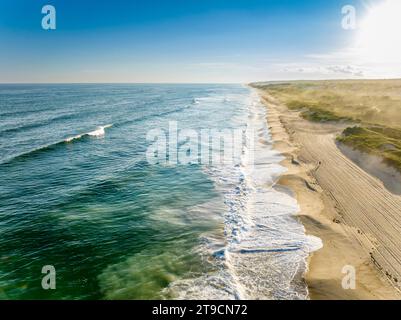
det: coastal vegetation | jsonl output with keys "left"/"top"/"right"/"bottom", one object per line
{"left": 252, "top": 80, "right": 401, "bottom": 172}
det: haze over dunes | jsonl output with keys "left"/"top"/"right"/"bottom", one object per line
{"left": 252, "top": 80, "right": 401, "bottom": 174}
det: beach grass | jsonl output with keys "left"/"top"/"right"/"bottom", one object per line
{"left": 251, "top": 80, "right": 401, "bottom": 172}
{"left": 338, "top": 126, "right": 401, "bottom": 171}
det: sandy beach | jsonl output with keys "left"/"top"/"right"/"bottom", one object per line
{"left": 257, "top": 89, "right": 401, "bottom": 300}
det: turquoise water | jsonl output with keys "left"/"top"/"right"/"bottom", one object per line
{"left": 0, "top": 84, "right": 321, "bottom": 300}
{"left": 0, "top": 84, "right": 246, "bottom": 299}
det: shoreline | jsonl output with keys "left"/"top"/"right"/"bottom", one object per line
{"left": 257, "top": 89, "right": 401, "bottom": 300}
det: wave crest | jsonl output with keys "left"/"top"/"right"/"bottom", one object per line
{"left": 65, "top": 124, "right": 113, "bottom": 142}
{"left": 1, "top": 124, "right": 113, "bottom": 165}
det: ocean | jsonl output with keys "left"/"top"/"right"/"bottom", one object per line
{"left": 0, "top": 84, "right": 321, "bottom": 300}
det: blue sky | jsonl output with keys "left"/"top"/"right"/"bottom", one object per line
{"left": 0, "top": 0, "right": 392, "bottom": 83}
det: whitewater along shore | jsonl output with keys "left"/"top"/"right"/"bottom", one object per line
{"left": 254, "top": 89, "right": 401, "bottom": 300}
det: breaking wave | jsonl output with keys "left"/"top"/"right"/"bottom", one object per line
{"left": 165, "top": 90, "right": 322, "bottom": 300}
{"left": 1, "top": 124, "right": 113, "bottom": 165}
{"left": 65, "top": 124, "right": 113, "bottom": 142}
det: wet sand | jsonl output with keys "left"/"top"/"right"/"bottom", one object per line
{"left": 257, "top": 90, "right": 401, "bottom": 300}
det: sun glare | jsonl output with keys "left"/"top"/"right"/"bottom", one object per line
{"left": 356, "top": 0, "right": 401, "bottom": 63}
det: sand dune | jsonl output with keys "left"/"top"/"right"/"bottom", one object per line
{"left": 258, "top": 90, "right": 401, "bottom": 300}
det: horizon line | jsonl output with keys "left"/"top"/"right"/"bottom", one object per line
{"left": 1, "top": 78, "right": 401, "bottom": 85}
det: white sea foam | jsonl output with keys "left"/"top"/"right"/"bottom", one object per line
{"left": 167, "top": 89, "right": 322, "bottom": 300}
{"left": 65, "top": 124, "right": 113, "bottom": 142}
